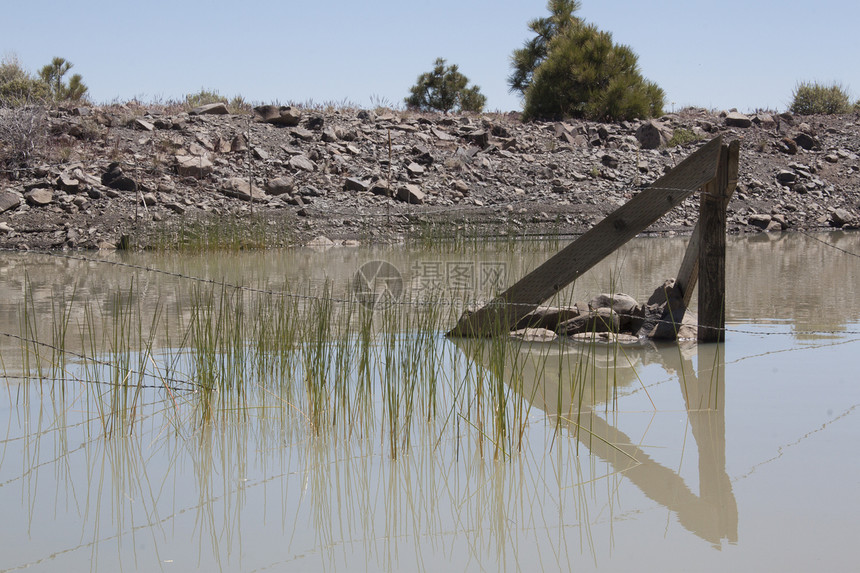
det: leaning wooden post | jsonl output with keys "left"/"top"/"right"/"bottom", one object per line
{"left": 697, "top": 143, "right": 736, "bottom": 342}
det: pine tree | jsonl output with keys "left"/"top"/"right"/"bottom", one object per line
{"left": 38, "top": 57, "right": 88, "bottom": 102}
{"left": 405, "top": 58, "right": 486, "bottom": 113}
{"left": 512, "top": 2, "right": 664, "bottom": 122}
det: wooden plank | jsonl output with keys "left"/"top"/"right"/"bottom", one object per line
{"left": 676, "top": 140, "right": 740, "bottom": 307}
{"left": 449, "top": 136, "right": 723, "bottom": 337}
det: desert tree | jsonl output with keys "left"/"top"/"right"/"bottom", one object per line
{"left": 38, "top": 57, "right": 88, "bottom": 102}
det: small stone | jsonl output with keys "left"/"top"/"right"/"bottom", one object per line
{"left": 406, "top": 162, "right": 425, "bottom": 177}
{"left": 510, "top": 328, "right": 558, "bottom": 343}
{"left": 265, "top": 177, "right": 294, "bottom": 196}
{"left": 776, "top": 170, "right": 797, "bottom": 184}
{"left": 134, "top": 118, "right": 155, "bottom": 131}
{"left": 830, "top": 208, "right": 854, "bottom": 228}
{"left": 255, "top": 105, "right": 301, "bottom": 126}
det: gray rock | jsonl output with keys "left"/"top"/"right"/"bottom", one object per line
{"left": 25, "top": 188, "right": 53, "bottom": 206}
{"left": 559, "top": 308, "right": 620, "bottom": 335}
{"left": 406, "top": 162, "right": 425, "bottom": 177}
{"left": 134, "top": 118, "right": 155, "bottom": 131}
{"left": 175, "top": 155, "right": 214, "bottom": 178}
{"left": 254, "top": 105, "right": 301, "bottom": 126}
{"left": 830, "top": 208, "right": 854, "bottom": 227}
{"left": 0, "top": 191, "right": 21, "bottom": 213}
{"left": 514, "top": 306, "right": 579, "bottom": 331}
{"left": 794, "top": 132, "right": 817, "bottom": 150}
{"left": 265, "top": 177, "right": 294, "bottom": 196}
{"left": 396, "top": 184, "right": 425, "bottom": 204}
{"left": 748, "top": 213, "right": 772, "bottom": 229}
{"left": 221, "top": 177, "right": 266, "bottom": 202}
{"left": 289, "top": 155, "right": 315, "bottom": 172}
{"left": 510, "top": 328, "right": 558, "bottom": 343}
{"left": 635, "top": 120, "right": 672, "bottom": 149}
{"left": 725, "top": 112, "right": 752, "bottom": 128}
{"left": 344, "top": 177, "right": 369, "bottom": 192}
{"left": 190, "top": 102, "right": 229, "bottom": 116}
{"left": 101, "top": 162, "right": 138, "bottom": 191}
{"left": 776, "top": 170, "right": 797, "bottom": 184}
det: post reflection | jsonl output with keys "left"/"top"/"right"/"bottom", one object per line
{"left": 453, "top": 336, "right": 739, "bottom": 548}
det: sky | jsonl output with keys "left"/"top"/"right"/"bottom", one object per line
{"left": 3, "top": 0, "right": 859, "bottom": 114}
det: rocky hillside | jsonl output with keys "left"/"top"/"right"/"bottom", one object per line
{"left": 0, "top": 102, "right": 858, "bottom": 250}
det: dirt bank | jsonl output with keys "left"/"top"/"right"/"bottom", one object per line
{"left": 1, "top": 103, "right": 858, "bottom": 250}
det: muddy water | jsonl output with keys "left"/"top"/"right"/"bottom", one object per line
{"left": 1, "top": 231, "right": 859, "bottom": 572}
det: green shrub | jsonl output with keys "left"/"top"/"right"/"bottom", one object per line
{"left": 0, "top": 54, "right": 50, "bottom": 106}
{"left": 405, "top": 58, "right": 486, "bottom": 113}
{"left": 789, "top": 82, "right": 851, "bottom": 115}
{"left": 667, "top": 127, "right": 700, "bottom": 147}
{"left": 515, "top": 2, "right": 664, "bottom": 122}
{"left": 185, "top": 88, "right": 226, "bottom": 109}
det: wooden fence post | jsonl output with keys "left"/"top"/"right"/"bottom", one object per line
{"left": 697, "top": 141, "right": 738, "bottom": 342}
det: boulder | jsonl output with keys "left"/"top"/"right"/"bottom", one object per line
{"left": 637, "top": 279, "right": 693, "bottom": 340}
{"left": 794, "top": 132, "right": 817, "bottom": 150}
{"left": 0, "top": 191, "right": 21, "bottom": 214}
{"left": 221, "top": 177, "right": 266, "bottom": 202}
{"left": 265, "top": 177, "right": 294, "bottom": 196}
{"left": 175, "top": 155, "right": 214, "bottom": 178}
{"left": 24, "top": 188, "right": 53, "bottom": 206}
{"left": 190, "top": 102, "right": 229, "bottom": 115}
{"left": 635, "top": 120, "right": 672, "bottom": 149}
{"left": 830, "top": 208, "right": 854, "bottom": 228}
{"left": 559, "top": 308, "right": 620, "bottom": 335}
{"left": 254, "top": 105, "right": 301, "bottom": 126}
{"left": 289, "top": 155, "right": 316, "bottom": 172}
{"left": 101, "top": 162, "right": 138, "bottom": 191}
{"left": 725, "top": 111, "right": 752, "bottom": 128}
{"left": 396, "top": 184, "right": 425, "bottom": 204}
{"left": 514, "top": 306, "right": 579, "bottom": 331}
{"left": 344, "top": 177, "right": 370, "bottom": 192}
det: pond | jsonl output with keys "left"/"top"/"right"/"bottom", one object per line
{"left": 1, "top": 231, "right": 859, "bottom": 572}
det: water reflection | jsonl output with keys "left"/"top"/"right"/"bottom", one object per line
{"left": 452, "top": 337, "right": 738, "bottom": 547}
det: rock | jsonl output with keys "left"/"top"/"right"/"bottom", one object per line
{"left": 57, "top": 172, "right": 80, "bottom": 193}
{"left": 776, "top": 170, "right": 797, "bottom": 185}
{"left": 252, "top": 146, "right": 270, "bottom": 161}
{"left": 142, "top": 192, "right": 157, "bottom": 206}
{"left": 134, "top": 118, "right": 155, "bottom": 131}
{"left": 175, "top": 155, "right": 213, "bottom": 178}
{"left": 101, "top": 162, "right": 138, "bottom": 191}
{"left": 776, "top": 138, "right": 798, "bottom": 154}
{"left": 370, "top": 184, "right": 392, "bottom": 197}
{"left": 190, "top": 102, "right": 229, "bottom": 115}
{"left": 0, "top": 221, "right": 12, "bottom": 233}
{"left": 725, "top": 112, "right": 752, "bottom": 128}
{"left": 638, "top": 279, "right": 694, "bottom": 340}
{"left": 306, "top": 235, "right": 335, "bottom": 248}
{"left": 794, "top": 132, "right": 817, "bottom": 150}
{"left": 221, "top": 177, "right": 266, "bottom": 202}
{"left": 265, "top": 177, "right": 294, "bottom": 196}
{"left": 289, "top": 155, "right": 316, "bottom": 172}
{"left": 748, "top": 213, "right": 772, "bottom": 230}
{"left": 588, "top": 293, "right": 640, "bottom": 330}
{"left": 560, "top": 308, "right": 620, "bottom": 335}
{"left": 514, "top": 306, "right": 579, "bottom": 331}
{"left": 830, "top": 208, "right": 854, "bottom": 228}
{"left": 635, "top": 120, "right": 672, "bottom": 149}
{"left": 254, "top": 105, "right": 301, "bottom": 126}
{"left": 344, "top": 177, "right": 369, "bottom": 192}
{"left": 396, "top": 184, "right": 425, "bottom": 204}
{"left": 0, "top": 192, "right": 21, "bottom": 213}
{"left": 25, "top": 188, "right": 53, "bottom": 206}
{"left": 600, "top": 154, "right": 619, "bottom": 169}
{"left": 406, "top": 162, "right": 425, "bottom": 177}
{"left": 510, "top": 328, "right": 558, "bottom": 343}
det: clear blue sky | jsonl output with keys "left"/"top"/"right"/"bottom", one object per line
{"left": 4, "top": 0, "right": 858, "bottom": 113}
